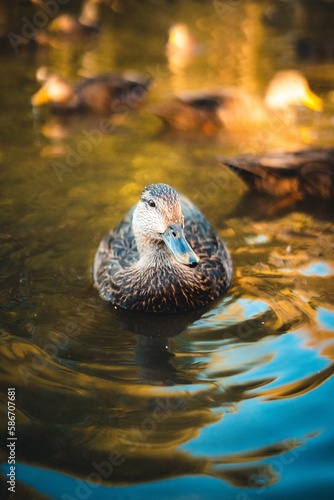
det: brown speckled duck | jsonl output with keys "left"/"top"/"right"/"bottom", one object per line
{"left": 31, "top": 73, "right": 152, "bottom": 115}
{"left": 220, "top": 147, "right": 334, "bottom": 199}
{"left": 153, "top": 70, "right": 322, "bottom": 133}
{"left": 93, "top": 183, "right": 232, "bottom": 314}
{"left": 46, "top": 0, "right": 101, "bottom": 39}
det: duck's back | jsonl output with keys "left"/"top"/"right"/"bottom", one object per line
{"left": 93, "top": 207, "right": 138, "bottom": 278}
{"left": 154, "top": 88, "right": 267, "bottom": 133}
{"left": 75, "top": 74, "right": 151, "bottom": 114}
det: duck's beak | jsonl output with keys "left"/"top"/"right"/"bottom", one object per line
{"left": 162, "top": 224, "right": 199, "bottom": 267}
{"left": 31, "top": 87, "right": 50, "bottom": 107}
{"left": 302, "top": 87, "right": 323, "bottom": 112}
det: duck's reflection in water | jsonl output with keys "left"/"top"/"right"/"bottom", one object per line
{"left": 113, "top": 304, "right": 213, "bottom": 386}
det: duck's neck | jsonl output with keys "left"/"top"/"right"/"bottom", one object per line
{"left": 135, "top": 234, "right": 174, "bottom": 269}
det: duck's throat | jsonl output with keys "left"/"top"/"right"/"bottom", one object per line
{"left": 136, "top": 236, "right": 174, "bottom": 269}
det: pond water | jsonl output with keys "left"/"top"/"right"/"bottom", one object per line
{"left": 1, "top": 1, "right": 334, "bottom": 499}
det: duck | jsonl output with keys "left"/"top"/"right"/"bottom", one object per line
{"left": 153, "top": 70, "right": 322, "bottom": 133}
{"left": 39, "top": 0, "right": 102, "bottom": 44}
{"left": 219, "top": 147, "right": 334, "bottom": 199}
{"left": 31, "top": 72, "right": 152, "bottom": 115}
{"left": 93, "top": 183, "right": 232, "bottom": 314}
{"left": 46, "top": 12, "right": 100, "bottom": 40}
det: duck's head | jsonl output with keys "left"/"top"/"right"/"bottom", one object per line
{"left": 132, "top": 183, "right": 199, "bottom": 268}
{"left": 31, "top": 75, "right": 74, "bottom": 107}
{"left": 264, "top": 70, "right": 323, "bottom": 111}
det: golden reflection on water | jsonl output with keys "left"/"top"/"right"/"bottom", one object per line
{"left": 233, "top": 213, "right": 334, "bottom": 332}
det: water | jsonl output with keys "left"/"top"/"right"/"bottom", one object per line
{"left": 1, "top": 1, "right": 334, "bottom": 499}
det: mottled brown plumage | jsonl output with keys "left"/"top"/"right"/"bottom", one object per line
{"left": 31, "top": 73, "right": 152, "bottom": 115}
{"left": 93, "top": 184, "right": 232, "bottom": 314}
{"left": 152, "top": 71, "right": 322, "bottom": 133}
{"left": 220, "top": 148, "right": 334, "bottom": 199}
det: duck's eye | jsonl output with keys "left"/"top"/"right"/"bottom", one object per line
{"left": 148, "top": 199, "right": 156, "bottom": 208}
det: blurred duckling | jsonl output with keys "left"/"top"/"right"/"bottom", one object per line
{"left": 31, "top": 72, "right": 153, "bottom": 115}
{"left": 153, "top": 70, "right": 322, "bottom": 134}
{"left": 219, "top": 147, "right": 334, "bottom": 199}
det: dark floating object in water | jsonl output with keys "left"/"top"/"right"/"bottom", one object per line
{"left": 93, "top": 183, "right": 232, "bottom": 314}
{"left": 31, "top": 73, "right": 153, "bottom": 115}
{"left": 219, "top": 148, "right": 334, "bottom": 199}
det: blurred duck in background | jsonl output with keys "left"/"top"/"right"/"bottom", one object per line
{"left": 34, "top": 0, "right": 102, "bottom": 47}
{"left": 153, "top": 70, "right": 322, "bottom": 134}
{"left": 31, "top": 71, "right": 153, "bottom": 115}
{"left": 219, "top": 147, "right": 334, "bottom": 200}
{"left": 48, "top": 0, "right": 101, "bottom": 37}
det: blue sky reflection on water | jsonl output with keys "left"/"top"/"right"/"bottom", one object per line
{"left": 316, "top": 307, "right": 334, "bottom": 330}
{"left": 299, "top": 261, "right": 334, "bottom": 277}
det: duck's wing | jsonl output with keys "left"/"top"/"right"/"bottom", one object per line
{"left": 93, "top": 207, "right": 138, "bottom": 283}
{"left": 180, "top": 196, "right": 230, "bottom": 257}
{"left": 180, "top": 195, "right": 232, "bottom": 289}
